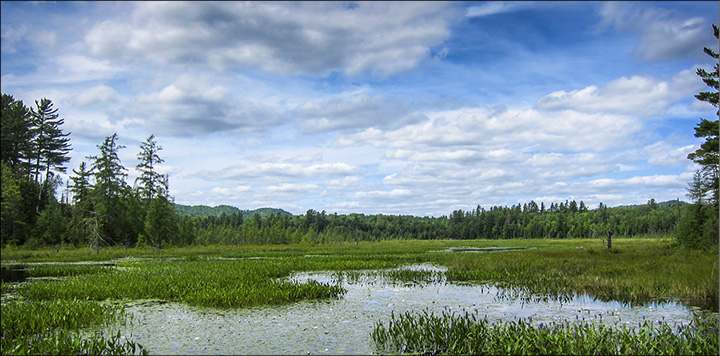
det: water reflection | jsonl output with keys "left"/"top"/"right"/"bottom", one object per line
{"left": 1, "top": 266, "right": 27, "bottom": 282}
{"left": 113, "top": 264, "right": 694, "bottom": 355}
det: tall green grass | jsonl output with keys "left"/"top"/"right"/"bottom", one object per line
{"left": 17, "top": 259, "right": 347, "bottom": 308}
{"left": 443, "top": 238, "right": 719, "bottom": 310}
{"left": 373, "top": 308, "right": 720, "bottom": 355}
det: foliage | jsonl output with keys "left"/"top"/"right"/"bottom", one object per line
{"left": 0, "top": 94, "right": 33, "bottom": 172}
{"left": 0, "top": 299, "right": 147, "bottom": 355}
{"left": 28, "top": 98, "right": 71, "bottom": 213}
{"left": 372, "top": 308, "right": 719, "bottom": 355}
{"left": 134, "top": 134, "right": 166, "bottom": 202}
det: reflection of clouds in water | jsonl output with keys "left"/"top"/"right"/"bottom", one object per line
{"left": 113, "top": 264, "right": 694, "bottom": 355}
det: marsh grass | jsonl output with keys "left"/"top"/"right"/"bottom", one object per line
{"left": 18, "top": 259, "right": 347, "bottom": 308}
{"left": 372, "top": 308, "right": 720, "bottom": 355}
{"left": 444, "top": 238, "right": 719, "bottom": 310}
{"left": 25, "top": 264, "right": 114, "bottom": 278}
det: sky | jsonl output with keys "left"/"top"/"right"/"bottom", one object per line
{"left": 1, "top": 1, "right": 718, "bottom": 217}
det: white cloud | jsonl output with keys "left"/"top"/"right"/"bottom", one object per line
{"left": 73, "top": 85, "right": 117, "bottom": 107}
{"left": 122, "top": 74, "right": 288, "bottom": 136}
{"left": 643, "top": 142, "right": 696, "bottom": 167}
{"left": 344, "top": 106, "right": 641, "bottom": 153}
{"left": 466, "top": 1, "right": 534, "bottom": 18}
{"left": 83, "top": 2, "right": 459, "bottom": 77}
{"left": 296, "top": 94, "right": 427, "bottom": 133}
{"left": 597, "top": 2, "right": 714, "bottom": 61}
{"left": 1, "top": 24, "right": 26, "bottom": 54}
{"left": 267, "top": 183, "right": 320, "bottom": 193}
{"left": 203, "top": 161, "right": 361, "bottom": 183}
{"left": 536, "top": 70, "right": 702, "bottom": 117}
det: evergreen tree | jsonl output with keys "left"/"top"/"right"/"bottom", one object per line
{"left": 88, "top": 133, "right": 129, "bottom": 245}
{"left": 143, "top": 195, "right": 179, "bottom": 248}
{"left": 687, "top": 24, "right": 719, "bottom": 206}
{"left": 29, "top": 98, "right": 71, "bottom": 211}
{"left": 67, "top": 161, "right": 94, "bottom": 246}
{"left": 135, "top": 134, "right": 166, "bottom": 202}
{"left": 33, "top": 199, "right": 67, "bottom": 247}
{"left": 70, "top": 162, "right": 93, "bottom": 206}
{"left": 1, "top": 94, "right": 33, "bottom": 173}
{"left": 679, "top": 24, "right": 720, "bottom": 249}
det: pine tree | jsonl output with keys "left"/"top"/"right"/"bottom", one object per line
{"left": 29, "top": 98, "right": 71, "bottom": 211}
{"left": 135, "top": 134, "right": 166, "bottom": 202}
{"left": 88, "top": 133, "right": 129, "bottom": 245}
{"left": 1, "top": 94, "right": 33, "bottom": 173}
{"left": 679, "top": 24, "right": 719, "bottom": 249}
{"left": 687, "top": 24, "right": 719, "bottom": 206}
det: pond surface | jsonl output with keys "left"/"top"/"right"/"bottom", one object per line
{"left": 109, "top": 263, "right": 695, "bottom": 355}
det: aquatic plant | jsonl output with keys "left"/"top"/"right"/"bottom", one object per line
{"left": 372, "top": 308, "right": 720, "bottom": 355}
{"left": 25, "top": 263, "right": 115, "bottom": 278}
{"left": 0, "top": 299, "right": 146, "bottom": 355}
{"left": 17, "top": 259, "right": 347, "bottom": 308}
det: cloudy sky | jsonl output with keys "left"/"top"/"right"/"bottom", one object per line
{"left": 1, "top": 1, "right": 717, "bottom": 216}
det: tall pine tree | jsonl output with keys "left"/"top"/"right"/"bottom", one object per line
{"left": 29, "top": 98, "right": 71, "bottom": 211}
{"left": 88, "top": 133, "right": 129, "bottom": 245}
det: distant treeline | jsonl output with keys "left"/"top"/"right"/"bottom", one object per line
{"left": 187, "top": 199, "right": 685, "bottom": 246}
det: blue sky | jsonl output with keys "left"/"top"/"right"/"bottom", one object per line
{"left": 1, "top": 1, "right": 717, "bottom": 216}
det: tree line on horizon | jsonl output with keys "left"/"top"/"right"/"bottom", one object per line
{"left": 1, "top": 25, "right": 717, "bottom": 251}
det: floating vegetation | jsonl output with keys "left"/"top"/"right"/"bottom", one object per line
{"left": 372, "top": 308, "right": 720, "bottom": 355}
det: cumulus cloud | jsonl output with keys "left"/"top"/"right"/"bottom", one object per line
{"left": 536, "top": 70, "right": 702, "bottom": 116}
{"left": 73, "top": 84, "right": 117, "bottom": 107}
{"left": 122, "top": 75, "right": 287, "bottom": 136}
{"left": 84, "top": 2, "right": 459, "bottom": 77}
{"left": 597, "top": 2, "right": 714, "bottom": 61}
{"left": 331, "top": 68, "right": 701, "bottom": 214}
{"left": 643, "top": 141, "right": 696, "bottom": 167}
{"left": 296, "top": 94, "right": 428, "bottom": 133}
{"left": 343, "top": 106, "right": 641, "bottom": 153}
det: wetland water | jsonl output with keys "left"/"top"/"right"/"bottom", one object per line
{"left": 110, "top": 264, "right": 695, "bottom": 355}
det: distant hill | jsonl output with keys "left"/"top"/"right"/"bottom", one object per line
{"left": 174, "top": 204, "right": 293, "bottom": 218}
{"left": 615, "top": 199, "right": 689, "bottom": 209}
